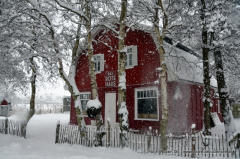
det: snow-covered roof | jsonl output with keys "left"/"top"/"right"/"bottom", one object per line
{"left": 163, "top": 41, "right": 217, "bottom": 87}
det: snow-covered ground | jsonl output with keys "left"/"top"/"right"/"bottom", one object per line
{"left": 0, "top": 112, "right": 240, "bottom": 159}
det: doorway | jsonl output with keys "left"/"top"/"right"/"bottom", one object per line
{"left": 105, "top": 93, "right": 116, "bottom": 128}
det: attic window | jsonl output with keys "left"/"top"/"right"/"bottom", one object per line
{"left": 93, "top": 54, "right": 104, "bottom": 73}
{"left": 125, "top": 45, "right": 138, "bottom": 69}
{"left": 94, "top": 55, "right": 101, "bottom": 71}
{"left": 135, "top": 87, "right": 159, "bottom": 121}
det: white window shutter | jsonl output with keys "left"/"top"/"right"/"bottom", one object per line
{"left": 132, "top": 45, "right": 138, "bottom": 67}
{"left": 100, "top": 54, "right": 104, "bottom": 72}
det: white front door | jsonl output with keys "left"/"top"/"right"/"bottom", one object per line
{"left": 105, "top": 93, "right": 116, "bottom": 128}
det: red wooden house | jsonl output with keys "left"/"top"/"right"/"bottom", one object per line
{"left": 70, "top": 26, "right": 223, "bottom": 133}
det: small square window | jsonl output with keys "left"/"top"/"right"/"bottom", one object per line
{"left": 124, "top": 45, "right": 137, "bottom": 69}
{"left": 93, "top": 54, "right": 104, "bottom": 73}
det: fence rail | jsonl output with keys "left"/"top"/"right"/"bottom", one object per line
{"left": 0, "top": 118, "right": 26, "bottom": 138}
{"left": 55, "top": 121, "right": 240, "bottom": 158}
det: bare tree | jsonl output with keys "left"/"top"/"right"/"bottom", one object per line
{"left": 117, "top": 0, "right": 129, "bottom": 147}
{"left": 133, "top": 0, "right": 187, "bottom": 150}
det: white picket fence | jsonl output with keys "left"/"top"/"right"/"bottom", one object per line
{"left": 55, "top": 124, "right": 122, "bottom": 147}
{"left": 0, "top": 118, "right": 26, "bottom": 137}
{"left": 129, "top": 130, "right": 240, "bottom": 158}
{"left": 55, "top": 122, "right": 240, "bottom": 158}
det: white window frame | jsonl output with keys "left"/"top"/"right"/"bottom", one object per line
{"left": 125, "top": 45, "right": 138, "bottom": 69}
{"left": 93, "top": 54, "right": 104, "bottom": 74}
{"left": 134, "top": 87, "right": 159, "bottom": 121}
{"left": 80, "top": 92, "right": 91, "bottom": 116}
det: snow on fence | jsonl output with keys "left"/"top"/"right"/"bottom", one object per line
{"left": 55, "top": 122, "right": 240, "bottom": 158}
{"left": 0, "top": 118, "right": 26, "bottom": 138}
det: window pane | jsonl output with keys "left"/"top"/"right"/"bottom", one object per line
{"left": 147, "top": 90, "right": 150, "bottom": 97}
{"left": 98, "top": 61, "right": 100, "bottom": 71}
{"left": 137, "top": 98, "right": 157, "bottom": 119}
{"left": 129, "top": 48, "right": 132, "bottom": 53}
{"left": 153, "top": 90, "right": 157, "bottom": 97}
{"left": 129, "top": 54, "right": 132, "bottom": 65}
{"left": 83, "top": 94, "right": 88, "bottom": 99}
{"left": 150, "top": 90, "right": 153, "bottom": 97}
{"left": 144, "top": 91, "right": 146, "bottom": 97}
{"left": 137, "top": 91, "right": 140, "bottom": 98}
{"left": 140, "top": 91, "right": 143, "bottom": 98}
{"left": 94, "top": 62, "right": 97, "bottom": 71}
{"left": 81, "top": 100, "right": 89, "bottom": 111}
{"left": 127, "top": 49, "right": 129, "bottom": 53}
{"left": 129, "top": 60, "right": 132, "bottom": 66}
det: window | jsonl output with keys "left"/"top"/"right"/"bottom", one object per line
{"left": 135, "top": 87, "right": 159, "bottom": 120}
{"left": 125, "top": 45, "right": 138, "bottom": 69}
{"left": 93, "top": 54, "right": 104, "bottom": 73}
{"left": 80, "top": 93, "right": 91, "bottom": 115}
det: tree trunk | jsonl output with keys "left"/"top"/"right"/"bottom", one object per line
{"left": 214, "top": 51, "right": 236, "bottom": 134}
{"left": 200, "top": 0, "right": 211, "bottom": 136}
{"left": 26, "top": 57, "right": 36, "bottom": 123}
{"left": 85, "top": 0, "right": 104, "bottom": 145}
{"left": 154, "top": 0, "right": 168, "bottom": 151}
{"left": 202, "top": 45, "right": 211, "bottom": 136}
{"left": 85, "top": 2, "right": 98, "bottom": 100}
{"left": 118, "top": 0, "right": 129, "bottom": 147}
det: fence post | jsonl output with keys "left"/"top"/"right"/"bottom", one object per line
{"left": 55, "top": 121, "right": 60, "bottom": 143}
{"left": 191, "top": 124, "right": 196, "bottom": 158}
{"left": 5, "top": 118, "right": 8, "bottom": 134}
{"left": 107, "top": 121, "right": 110, "bottom": 147}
